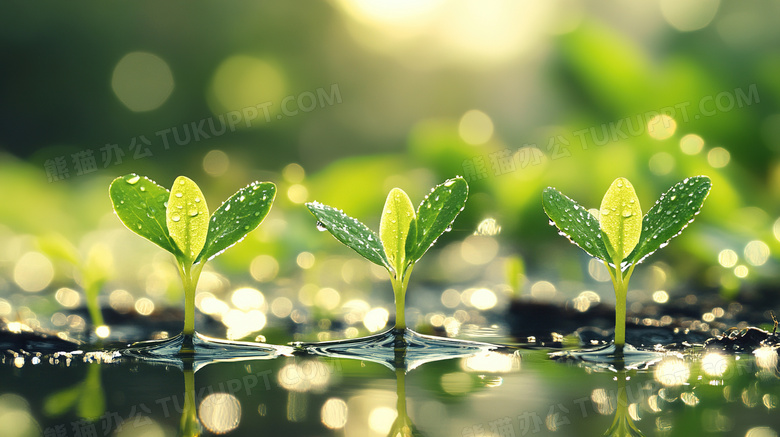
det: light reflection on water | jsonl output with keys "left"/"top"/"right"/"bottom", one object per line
{"left": 1, "top": 340, "right": 780, "bottom": 436}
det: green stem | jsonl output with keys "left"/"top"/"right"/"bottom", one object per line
{"left": 178, "top": 261, "right": 204, "bottom": 337}
{"left": 608, "top": 262, "right": 635, "bottom": 347}
{"left": 85, "top": 286, "right": 105, "bottom": 328}
{"left": 391, "top": 263, "right": 414, "bottom": 331}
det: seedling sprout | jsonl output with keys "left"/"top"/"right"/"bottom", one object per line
{"left": 306, "top": 177, "right": 468, "bottom": 331}
{"left": 109, "top": 174, "right": 275, "bottom": 350}
{"left": 543, "top": 176, "right": 711, "bottom": 347}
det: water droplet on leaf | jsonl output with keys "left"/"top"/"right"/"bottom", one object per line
{"left": 171, "top": 214, "right": 181, "bottom": 222}
{"left": 126, "top": 175, "right": 140, "bottom": 184}
{"left": 316, "top": 222, "right": 327, "bottom": 232}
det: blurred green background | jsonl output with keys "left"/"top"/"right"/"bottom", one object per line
{"left": 1, "top": 0, "right": 780, "bottom": 341}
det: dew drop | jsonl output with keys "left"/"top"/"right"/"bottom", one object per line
{"left": 548, "top": 220, "right": 555, "bottom": 226}
{"left": 126, "top": 175, "right": 140, "bottom": 184}
{"left": 617, "top": 181, "right": 623, "bottom": 188}
{"left": 445, "top": 224, "right": 453, "bottom": 232}
{"left": 175, "top": 192, "right": 183, "bottom": 198}
{"left": 254, "top": 212, "right": 261, "bottom": 216}
{"left": 600, "top": 209, "right": 610, "bottom": 216}
{"left": 137, "top": 224, "right": 142, "bottom": 229}
{"left": 622, "top": 210, "right": 632, "bottom": 218}
{"left": 179, "top": 179, "right": 185, "bottom": 185}
{"left": 189, "top": 210, "right": 198, "bottom": 217}
{"left": 171, "top": 214, "right": 181, "bottom": 222}
{"left": 194, "top": 197, "right": 201, "bottom": 203}
{"left": 316, "top": 222, "right": 327, "bottom": 232}
{"left": 225, "top": 204, "right": 231, "bottom": 211}
{"left": 140, "top": 186, "right": 146, "bottom": 192}
{"left": 239, "top": 195, "right": 246, "bottom": 201}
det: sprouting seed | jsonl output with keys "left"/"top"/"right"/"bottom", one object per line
{"left": 305, "top": 177, "right": 468, "bottom": 331}
{"left": 108, "top": 174, "right": 277, "bottom": 344}
{"left": 542, "top": 176, "right": 711, "bottom": 347}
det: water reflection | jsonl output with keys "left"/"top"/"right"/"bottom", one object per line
{"left": 603, "top": 370, "right": 645, "bottom": 437}
{"left": 180, "top": 360, "right": 201, "bottom": 437}
{"left": 296, "top": 327, "right": 504, "bottom": 371}
{"left": 43, "top": 362, "right": 105, "bottom": 421}
{"left": 387, "top": 368, "right": 423, "bottom": 437}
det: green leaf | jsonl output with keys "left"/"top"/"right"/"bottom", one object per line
{"left": 623, "top": 176, "right": 712, "bottom": 267}
{"left": 196, "top": 182, "right": 276, "bottom": 263}
{"left": 307, "top": 201, "right": 390, "bottom": 268}
{"left": 380, "top": 188, "right": 416, "bottom": 273}
{"left": 599, "top": 177, "right": 642, "bottom": 264}
{"left": 542, "top": 187, "right": 611, "bottom": 262}
{"left": 109, "top": 174, "right": 179, "bottom": 256}
{"left": 167, "top": 176, "right": 209, "bottom": 262}
{"left": 407, "top": 177, "right": 469, "bottom": 262}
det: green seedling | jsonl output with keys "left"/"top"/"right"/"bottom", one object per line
{"left": 37, "top": 234, "right": 112, "bottom": 333}
{"left": 109, "top": 174, "right": 275, "bottom": 343}
{"left": 543, "top": 176, "right": 711, "bottom": 346}
{"left": 306, "top": 177, "right": 468, "bottom": 330}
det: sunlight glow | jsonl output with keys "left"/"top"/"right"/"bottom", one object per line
{"left": 199, "top": 393, "right": 242, "bottom": 434}
{"left": 321, "top": 398, "right": 348, "bottom": 429}
{"left": 654, "top": 358, "right": 690, "bottom": 386}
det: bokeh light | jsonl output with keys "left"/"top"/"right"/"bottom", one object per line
{"left": 459, "top": 110, "right": 494, "bottom": 145}
{"left": 199, "top": 393, "right": 242, "bottom": 434}
{"left": 112, "top": 51, "right": 174, "bottom": 112}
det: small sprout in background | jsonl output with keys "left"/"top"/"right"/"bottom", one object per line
{"left": 37, "top": 234, "right": 112, "bottom": 337}
{"left": 109, "top": 174, "right": 275, "bottom": 349}
{"left": 307, "top": 176, "right": 468, "bottom": 331}
{"left": 543, "top": 176, "right": 712, "bottom": 347}
{"left": 504, "top": 256, "right": 525, "bottom": 299}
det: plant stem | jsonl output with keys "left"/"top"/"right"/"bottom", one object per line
{"left": 608, "top": 262, "right": 637, "bottom": 347}
{"left": 178, "top": 261, "right": 204, "bottom": 337}
{"left": 391, "top": 264, "right": 414, "bottom": 331}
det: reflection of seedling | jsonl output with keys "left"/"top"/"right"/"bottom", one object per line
{"left": 44, "top": 363, "right": 104, "bottom": 421}
{"left": 307, "top": 177, "right": 468, "bottom": 330}
{"left": 543, "top": 177, "right": 711, "bottom": 346}
{"left": 109, "top": 174, "right": 275, "bottom": 344}
{"left": 604, "top": 370, "right": 645, "bottom": 437}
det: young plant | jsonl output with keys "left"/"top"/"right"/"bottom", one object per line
{"left": 109, "top": 174, "right": 275, "bottom": 341}
{"left": 543, "top": 176, "right": 711, "bottom": 347}
{"left": 306, "top": 177, "right": 468, "bottom": 330}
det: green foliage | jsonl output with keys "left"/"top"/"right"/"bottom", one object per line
{"left": 109, "top": 174, "right": 276, "bottom": 266}
{"left": 543, "top": 176, "right": 711, "bottom": 268}
{"left": 109, "top": 174, "right": 180, "bottom": 256}
{"left": 407, "top": 177, "right": 469, "bottom": 263}
{"left": 109, "top": 173, "right": 276, "bottom": 337}
{"left": 380, "top": 188, "right": 416, "bottom": 274}
{"left": 307, "top": 176, "right": 468, "bottom": 274}
{"left": 197, "top": 182, "right": 276, "bottom": 263}
{"left": 623, "top": 176, "right": 712, "bottom": 267}
{"left": 599, "top": 177, "right": 642, "bottom": 264}
{"left": 543, "top": 176, "right": 711, "bottom": 346}
{"left": 306, "top": 202, "right": 389, "bottom": 268}
{"left": 542, "top": 188, "right": 610, "bottom": 262}
{"left": 307, "top": 177, "right": 469, "bottom": 329}
{"left": 166, "top": 176, "right": 209, "bottom": 263}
